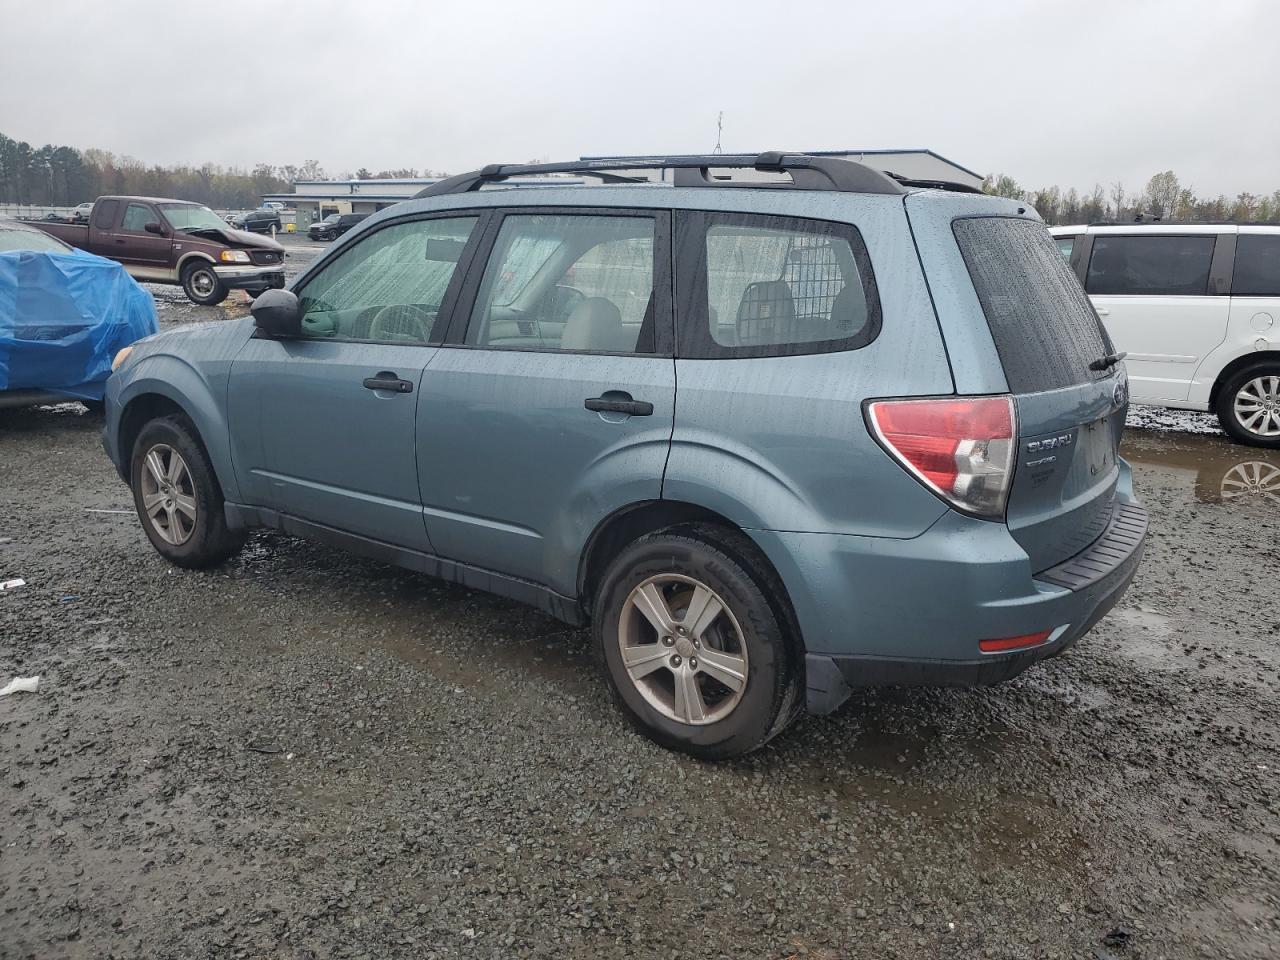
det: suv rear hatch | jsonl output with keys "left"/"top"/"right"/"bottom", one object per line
{"left": 911, "top": 199, "right": 1127, "bottom": 573}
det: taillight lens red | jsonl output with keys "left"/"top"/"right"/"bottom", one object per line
{"left": 867, "top": 396, "right": 1016, "bottom": 519}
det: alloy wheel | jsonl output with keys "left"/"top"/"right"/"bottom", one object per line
{"left": 190, "top": 269, "right": 216, "bottom": 298}
{"left": 1233, "top": 376, "right": 1280, "bottom": 437}
{"left": 139, "top": 443, "right": 197, "bottom": 545}
{"left": 1220, "top": 461, "right": 1280, "bottom": 507}
{"left": 617, "top": 574, "right": 749, "bottom": 725}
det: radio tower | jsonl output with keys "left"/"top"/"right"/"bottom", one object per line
{"left": 713, "top": 112, "right": 724, "bottom": 155}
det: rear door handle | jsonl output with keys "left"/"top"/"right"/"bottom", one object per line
{"left": 1095, "top": 307, "right": 1110, "bottom": 316}
{"left": 363, "top": 371, "right": 413, "bottom": 394}
{"left": 585, "top": 395, "right": 653, "bottom": 417}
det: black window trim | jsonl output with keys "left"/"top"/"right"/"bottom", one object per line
{"left": 672, "top": 208, "right": 882, "bottom": 360}
{"left": 1229, "top": 232, "right": 1280, "bottom": 297}
{"left": 283, "top": 208, "right": 490, "bottom": 348}
{"left": 440, "top": 205, "right": 675, "bottom": 358}
{"left": 1082, "top": 231, "right": 1230, "bottom": 298}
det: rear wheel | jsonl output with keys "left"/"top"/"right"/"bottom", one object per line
{"left": 1215, "top": 364, "right": 1280, "bottom": 448}
{"left": 594, "top": 525, "right": 801, "bottom": 760}
{"left": 180, "top": 260, "right": 228, "bottom": 306}
{"left": 130, "top": 416, "right": 245, "bottom": 568}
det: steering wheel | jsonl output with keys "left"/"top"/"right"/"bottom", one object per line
{"left": 367, "top": 303, "right": 433, "bottom": 342}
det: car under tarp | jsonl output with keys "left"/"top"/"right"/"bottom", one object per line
{"left": 0, "top": 249, "right": 157, "bottom": 403}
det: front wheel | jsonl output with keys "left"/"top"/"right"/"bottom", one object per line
{"left": 130, "top": 415, "right": 245, "bottom": 568}
{"left": 1215, "top": 365, "right": 1280, "bottom": 448}
{"left": 594, "top": 525, "right": 801, "bottom": 760}
{"left": 180, "top": 261, "right": 228, "bottom": 306}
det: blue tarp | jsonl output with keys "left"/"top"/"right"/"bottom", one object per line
{"left": 0, "top": 249, "right": 157, "bottom": 401}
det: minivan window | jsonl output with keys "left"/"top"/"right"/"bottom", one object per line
{"left": 1231, "top": 235, "right": 1280, "bottom": 297}
{"left": 1056, "top": 236, "right": 1076, "bottom": 260}
{"left": 953, "top": 217, "right": 1111, "bottom": 392}
{"left": 676, "top": 212, "right": 880, "bottom": 358}
{"left": 297, "top": 216, "right": 478, "bottom": 343}
{"left": 1085, "top": 235, "right": 1216, "bottom": 296}
{"left": 466, "top": 214, "right": 656, "bottom": 353}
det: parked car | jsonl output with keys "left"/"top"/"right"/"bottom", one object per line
{"left": 260, "top": 201, "right": 286, "bottom": 212}
{"left": 230, "top": 209, "right": 282, "bottom": 234}
{"left": 71, "top": 202, "right": 94, "bottom": 223}
{"left": 308, "top": 212, "right": 367, "bottom": 241}
{"left": 103, "top": 153, "right": 1147, "bottom": 758}
{"left": 0, "top": 219, "right": 157, "bottom": 410}
{"left": 34, "top": 196, "right": 285, "bottom": 305}
{"left": 1051, "top": 223, "right": 1280, "bottom": 447}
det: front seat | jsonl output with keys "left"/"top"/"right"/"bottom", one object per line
{"left": 736, "top": 280, "right": 795, "bottom": 345}
{"left": 560, "top": 297, "right": 634, "bottom": 352}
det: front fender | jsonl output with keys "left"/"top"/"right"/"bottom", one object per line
{"left": 114, "top": 350, "right": 240, "bottom": 502}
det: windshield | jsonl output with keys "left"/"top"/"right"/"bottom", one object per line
{"left": 159, "top": 203, "right": 226, "bottom": 232}
{"left": 322, "top": 214, "right": 340, "bottom": 223}
{"left": 0, "top": 227, "right": 71, "bottom": 253}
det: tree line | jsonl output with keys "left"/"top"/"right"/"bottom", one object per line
{"left": 0, "top": 132, "right": 352, "bottom": 209}
{"left": 984, "top": 170, "right": 1280, "bottom": 225}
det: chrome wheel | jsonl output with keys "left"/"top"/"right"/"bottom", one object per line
{"left": 1233, "top": 376, "right": 1280, "bottom": 437}
{"left": 189, "top": 269, "right": 216, "bottom": 298}
{"left": 139, "top": 443, "right": 197, "bottom": 545}
{"left": 617, "top": 574, "right": 748, "bottom": 726}
{"left": 1220, "top": 461, "right": 1280, "bottom": 506}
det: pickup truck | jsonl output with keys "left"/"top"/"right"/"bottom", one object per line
{"left": 34, "top": 196, "right": 286, "bottom": 305}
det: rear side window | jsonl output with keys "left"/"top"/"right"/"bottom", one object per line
{"left": 92, "top": 199, "right": 118, "bottom": 230}
{"left": 1085, "top": 235, "right": 1215, "bottom": 296}
{"left": 676, "top": 212, "right": 880, "bottom": 358}
{"left": 1056, "top": 236, "right": 1076, "bottom": 260}
{"left": 1232, "top": 235, "right": 1280, "bottom": 296}
{"left": 953, "top": 217, "right": 1111, "bottom": 392}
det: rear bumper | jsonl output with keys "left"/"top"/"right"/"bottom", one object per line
{"left": 749, "top": 461, "right": 1148, "bottom": 714}
{"left": 213, "top": 263, "right": 285, "bottom": 292}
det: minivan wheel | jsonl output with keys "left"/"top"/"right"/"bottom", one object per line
{"left": 594, "top": 525, "right": 801, "bottom": 760}
{"left": 130, "top": 416, "right": 245, "bottom": 568}
{"left": 180, "top": 261, "right": 229, "bottom": 306}
{"left": 1215, "top": 364, "right": 1280, "bottom": 448}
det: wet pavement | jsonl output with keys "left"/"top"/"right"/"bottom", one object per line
{"left": 1, "top": 246, "right": 1278, "bottom": 958}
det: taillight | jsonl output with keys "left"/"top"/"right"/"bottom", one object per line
{"left": 866, "top": 396, "right": 1016, "bottom": 519}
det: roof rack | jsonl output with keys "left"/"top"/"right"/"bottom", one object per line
{"left": 413, "top": 152, "right": 907, "bottom": 199}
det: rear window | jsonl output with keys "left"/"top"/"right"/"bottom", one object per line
{"left": 1085, "top": 235, "right": 1215, "bottom": 296}
{"left": 953, "top": 217, "right": 1111, "bottom": 392}
{"left": 1232, "top": 235, "right": 1280, "bottom": 296}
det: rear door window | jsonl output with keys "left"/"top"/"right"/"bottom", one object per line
{"left": 1085, "top": 235, "right": 1216, "bottom": 296}
{"left": 953, "top": 216, "right": 1111, "bottom": 392}
{"left": 92, "top": 199, "right": 119, "bottom": 230}
{"left": 675, "top": 212, "right": 880, "bottom": 358}
{"left": 1232, "top": 235, "right": 1280, "bottom": 296}
{"left": 1056, "top": 235, "right": 1076, "bottom": 260}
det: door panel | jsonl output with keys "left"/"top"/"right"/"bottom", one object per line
{"left": 115, "top": 202, "right": 171, "bottom": 267}
{"left": 1090, "top": 295, "right": 1229, "bottom": 401}
{"left": 415, "top": 349, "right": 674, "bottom": 593}
{"left": 228, "top": 338, "right": 434, "bottom": 549}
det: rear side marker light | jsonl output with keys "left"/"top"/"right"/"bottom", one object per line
{"left": 866, "top": 395, "right": 1016, "bottom": 519}
{"left": 978, "top": 630, "right": 1053, "bottom": 654}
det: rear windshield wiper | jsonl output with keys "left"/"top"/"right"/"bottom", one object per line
{"left": 1089, "top": 351, "right": 1127, "bottom": 372}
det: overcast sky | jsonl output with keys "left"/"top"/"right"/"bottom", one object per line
{"left": 2, "top": 0, "right": 1276, "bottom": 196}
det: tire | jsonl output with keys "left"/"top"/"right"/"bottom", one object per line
{"left": 129, "top": 415, "right": 245, "bottom": 569}
{"left": 1214, "top": 363, "right": 1280, "bottom": 448}
{"left": 593, "top": 523, "right": 802, "bottom": 760}
{"left": 180, "top": 260, "right": 228, "bottom": 306}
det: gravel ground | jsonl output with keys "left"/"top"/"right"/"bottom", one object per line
{"left": 2, "top": 237, "right": 1278, "bottom": 958}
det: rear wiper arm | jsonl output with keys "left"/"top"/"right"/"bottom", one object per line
{"left": 1089, "top": 351, "right": 1128, "bottom": 371}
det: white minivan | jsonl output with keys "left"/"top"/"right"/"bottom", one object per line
{"left": 1051, "top": 224, "right": 1280, "bottom": 447}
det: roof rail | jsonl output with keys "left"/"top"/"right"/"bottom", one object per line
{"left": 413, "top": 152, "right": 907, "bottom": 199}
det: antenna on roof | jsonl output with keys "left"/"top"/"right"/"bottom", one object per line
{"left": 713, "top": 112, "right": 724, "bottom": 155}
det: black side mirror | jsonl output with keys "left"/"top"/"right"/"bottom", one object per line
{"left": 251, "top": 289, "right": 301, "bottom": 338}
{"left": 144, "top": 221, "right": 166, "bottom": 236}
